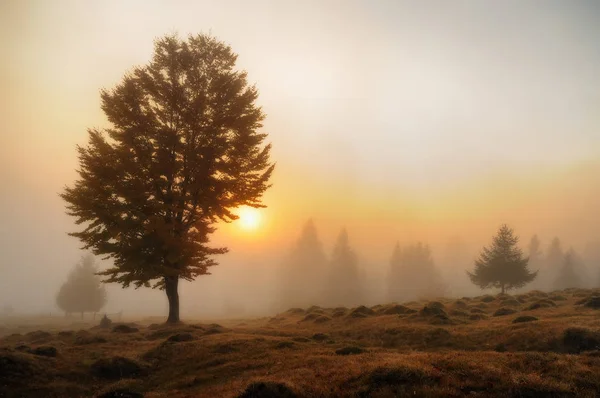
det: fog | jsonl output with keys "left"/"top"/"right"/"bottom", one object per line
{"left": 1, "top": 0, "right": 599, "bottom": 319}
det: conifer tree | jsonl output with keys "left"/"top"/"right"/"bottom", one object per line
{"left": 61, "top": 34, "right": 274, "bottom": 323}
{"left": 546, "top": 237, "right": 564, "bottom": 270}
{"left": 527, "top": 234, "right": 544, "bottom": 290}
{"left": 468, "top": 225, "right": 537, "bottom": 294}
{"left": 388, "top": 242, "right": 443, "bottom": 301}
{"left": 554, "top": 248, "right": 582, "bottom": 290}
{"left": 280, "top": 219, "right": 327, "bottom": 308}
{"left": 326, "top": 229, "right": 362, "bottom": 306}
{"left": 528, "top": 235, "right": 542, "bottom": 263}
{"left": 56, "top": 255, "right": 107, "bottom": 318}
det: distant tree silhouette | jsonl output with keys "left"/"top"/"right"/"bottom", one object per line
{"left": 388, "top": 242, "right": 444, "bottom": 302}
{"left": 56, "top": 254, "right": 107, "bottom": 318}
{"left": 60, "top": 34, "right": 274, "bottom": 323}
{"left": 583, "top": 241, "right": 600, "bottom": 288}
{"left": 528, "top": 235, "right": 542, "bottom": 263}
{"left": 527, "top": 235, "right": 544, "bottom": 291}
{"left": 325, "top": 229, "right": 363, "bottom": 306}
{"left": 2, "top": 305, "right": 14, "bottom": 316}
{"left": 554, "top": 249, "right": 583, "bottom": 290}
{"left": 546, "top": 237, "right": 564, "bottom": 270}
{"left": 280, "top": 219, "right": 328, "bottom": 308}
{"left": 542, "top": 237, "right": 565, "bottom": 291}
{"left": 468, "top": 225, "right": 537, "bottom": 294}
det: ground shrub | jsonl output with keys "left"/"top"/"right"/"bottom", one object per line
{"left": 0, "top": 350, "right": 36, "bottom": 379}
{"left": 500, "top": 298, "right": 521, "bottom": 307}
{"left": 429, "top": 314, "right": 453, "bottom": 325}
{"left": 275, "top": 341, "right": 295, "bottom": 349}
{"left": 526, "top": 300, "right": 556, "bottom": 310}
{"left": 549, "top": 295, "right": 567, "bottom": 301}
{"left": 238, "top": 381, "right": 298, "bottom": 398}
{"left": 90, "top": 356, "right": 145, "bottom": 379}
{"left": 470, "top": 308, "right": 487, "bottom": 314}
{"left": 300, "top": 313, "right": 320, "bottom": 322}
{"left": 348, "top": 306, "right": 375, "bottom": 318}
{"left": 311, "top": 333, "right": 329, "bottom": 342}
{"left": 493, "top": 307, "right": 517, "bottom": 317}
{"left": 362, "top": 365, "right": 439, "bottom": 396}
{"left": 583, "top": 296, "right": 600, "bottom": 309}
{"left": 97, "top": 388, "right": 144, "bottom": 398}
{"left": 75, "top": 335, "right": 107, "bottom": 345}
{"left": 480, "top": 295, "right": 495, "bottom": 303}
{"left": 167, "top": 333, "right": 194, "bottom": 343}
{"left": 335, "top": 346, "right": 365, "bottom": 355}
{"left": 314, "top": 315, "right": 331, "bottom": 324}
{"left": 449, "top": 310, "right": 469, "bottom": 317}
{"left": 562, "top": 328, "right": 600, "bottom": 353}
{"left": 453, "top": 300, "right": 468, "bottom": 308}
{"left": 424, "top": 328, "right": 452, "bottom": 344}
{"left": 95, "top": 380, "right": 145, "bottom": 398}
{"left": 494, "top": 343, "right": 508, "bottom": 352}
{"left": 512, "top": 316, "right": 538, "bottom": 323}
{"left": 291, "top": 337, "right": 310, "bottom": 343}
{"left": 213, "top": 342, "right": 240, "bottom": 354}
{"left": 469, "top": 314, "right": 488, "bottom": 321}
{"left": 419, "top": 303, "right": 447, "bottom": 317}
{"left": 379, "top": 305, "right": 417, "bottom": 315}
{"left": 31, "top": 346, "right": 57, "bottom": 357}
{"left": 204, "top": 325, "right": 226, "bottom": 335}
{"left": 112, "top": 325, "right": 139, "bottom": 334}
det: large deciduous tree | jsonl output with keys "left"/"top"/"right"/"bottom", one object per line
{"left": 56, "top": 254, "right": 107, "bottom": 318}
{"left": 468, "top": 225, "right": 537, "bottom": 294}
{"left": 61, "top": 34, "right": 274, "bottom": 323}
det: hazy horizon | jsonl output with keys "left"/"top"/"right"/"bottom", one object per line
{"left": 1, "top": 0, "right": 599, "bottom": 317}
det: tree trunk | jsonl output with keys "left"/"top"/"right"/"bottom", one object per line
{"left": 165, "top": 276, "right": 180, "bottom": 323}
{"left": 501, "top": 284, "right": 505, "bottom": 295}
{"left": 81, "top": 312, "right": 84, "bottom": 319}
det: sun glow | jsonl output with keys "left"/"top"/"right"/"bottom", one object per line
{"left": 237, "top": 207, "right": 262, "bottom": 231}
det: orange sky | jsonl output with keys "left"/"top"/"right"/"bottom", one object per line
{"left": 1, "top": 0, "right": 599, "bottom": 314}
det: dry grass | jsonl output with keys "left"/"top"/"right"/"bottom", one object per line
{"left": 1, "top": 288, "right": 599, "bottom": 397}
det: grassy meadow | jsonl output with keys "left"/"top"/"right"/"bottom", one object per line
{"left": 1, "top": 288, "right": 600, "bottom": 397}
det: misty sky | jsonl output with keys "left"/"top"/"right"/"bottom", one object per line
{"left": 1, "top": 1, "right": 599, "bottom": 314}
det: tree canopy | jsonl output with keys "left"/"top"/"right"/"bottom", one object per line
{"left": 61, "top": 33, "right": 274, "bottom": 323}
{"left": 468, "top": 225, "right": 537, "bottom": 294}
{"left": 56, "top": 254, "right": 107, "bottom": 316}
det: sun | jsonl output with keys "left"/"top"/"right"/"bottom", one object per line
{"left": 237, "top": 207, "right": 262, "bottom": 231}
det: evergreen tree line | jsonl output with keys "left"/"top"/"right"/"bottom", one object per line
{"left": 281, "top": 222, "right": 600, "bottom": 309}
{"left": 279, "top": 220, "right": 445, "bottom": 309}
{"left": 527, "top": 235, "right": 599, "bottom": 292}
